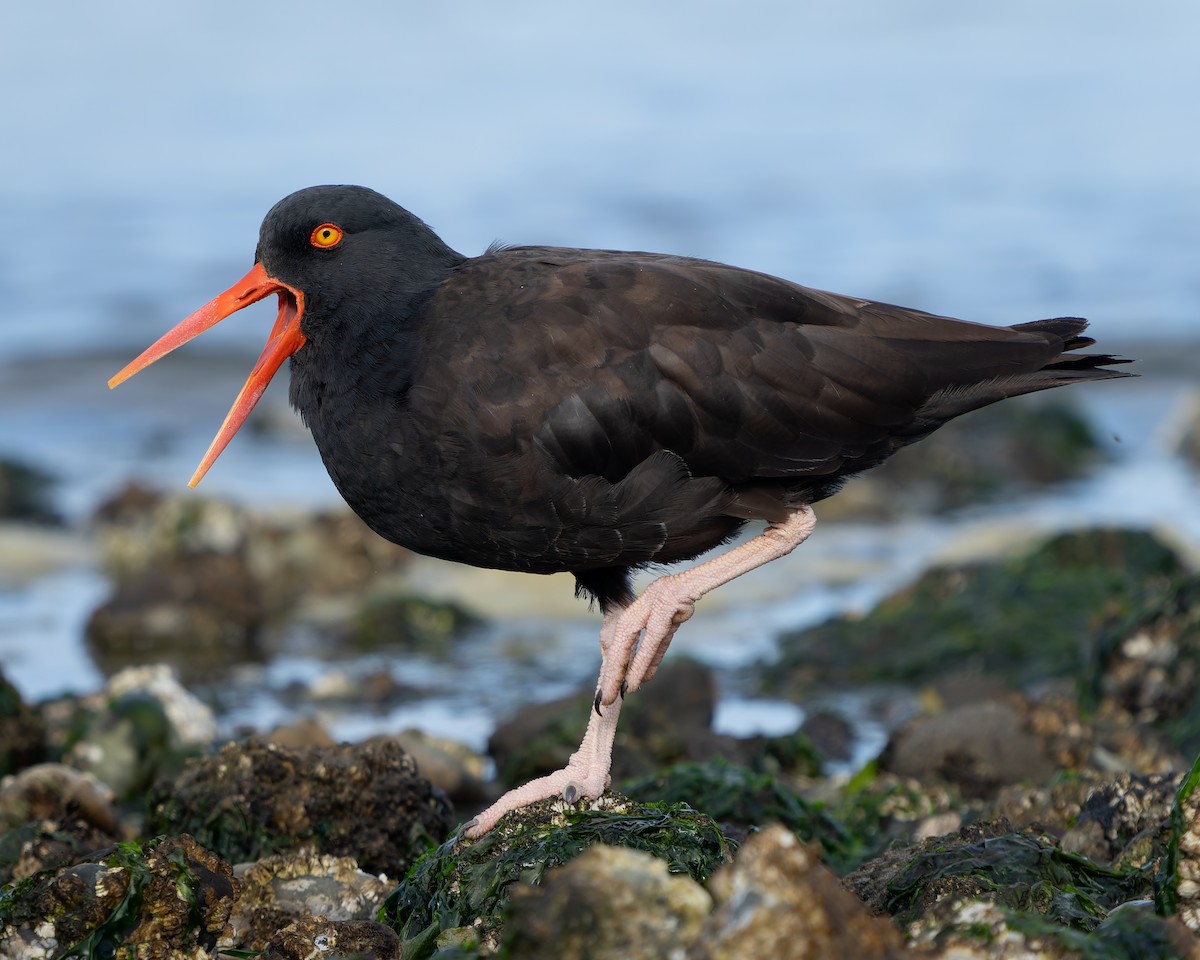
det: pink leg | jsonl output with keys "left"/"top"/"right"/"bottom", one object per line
{"left": 465, "top": 505, "right": 817, "bottom": 838}
{"left": 464, "top": 609, "right": 627, "bottom": 839}
{"left": 595, "top": 506, "right": 817, "bottom": 707}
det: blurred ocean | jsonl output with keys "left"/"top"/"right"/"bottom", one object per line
{"left": 0, "top": 1, "right": 1196, "bottom": 742}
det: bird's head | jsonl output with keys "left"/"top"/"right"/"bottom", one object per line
{"left": 108, "top": 185, "right": 454, "bottom": 487}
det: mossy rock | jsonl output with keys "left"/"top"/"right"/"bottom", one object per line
{"left": 1086, "top": 574, "right": 1200, "bottom": 754}
{"left": 85, "top": 550, "right": 270, "bottom": 684}
{"left": 622, "top": 758, "right": 848, "bottom": 857}
{"left": 884, "top": 824, "right": 1151, "bottom": 929}
{"left": 382, "top": 796, "right": 729, "bottom": 959}
{"left": 1010, "top": 901, "right": 1197, "bottom": 959}
{"left": 146, "top": 739, "right": 453, "bottom": 877}
{"left": 767, "top": 528, "right": 1188, "bottom": 696}
{"left": 919, "top": 899, "right": 1195, "bottom": 959}
{"left": 346, "top": 593, "right": 482, "bottom": 653}
{"left": 1156, "top": 746, "right": 1200, "bottom": 927}
{"left": 825, "top": 764, "right": 968, "bottom": 875}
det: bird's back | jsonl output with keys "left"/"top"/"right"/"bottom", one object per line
{"left": 305, "top": 245, "right": 1129, "bottom": 597}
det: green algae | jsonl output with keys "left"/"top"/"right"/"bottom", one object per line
{"left": 887, "top": 831, "right": 1151, "bottom": 928}
{"left": 382, "top": 800, "right": 728, "bottom": 960}
{"left": 622, "top": 758, "right": 853, "bottom": 866}
{"left": 768, "top": 528, "right": 1187, "bottom": 696}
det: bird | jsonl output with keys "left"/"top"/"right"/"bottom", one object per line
{"left": 109, "top": 184, "right": 1132, "bottom": 837}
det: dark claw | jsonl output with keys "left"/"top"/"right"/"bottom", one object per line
{"left": 454, "top": 818, "right": 478, "bottom": 841}
{"left": 619, "top": 680, "right": 627, "bottom": 698}
{"left": 564, "top": 784, "right": 579, "bottom": 803}
{"left": 593, "top": 689, "right": 603, "bottom": 715}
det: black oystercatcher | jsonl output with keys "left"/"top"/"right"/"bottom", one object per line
{"left": 110, "top": 185, "right": 1131, "bottom": 836}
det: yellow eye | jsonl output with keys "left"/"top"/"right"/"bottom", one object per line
{"left": 310, "top": 223, "right": 344, "bottom": 249}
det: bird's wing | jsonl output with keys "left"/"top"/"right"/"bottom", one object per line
{"left": 403, "top": 247, "right": 1097, "bottom": 570}
{"left": 431, "top": 248, "right": 1070, "bottom": 480}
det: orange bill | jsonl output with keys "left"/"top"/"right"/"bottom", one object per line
{"left": 108, "top": 262, "right": 307, "bottom": 487}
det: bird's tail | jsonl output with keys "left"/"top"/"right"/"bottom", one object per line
{"left": 916, "top": 317, "right": 1134, "bottom": 423}
{"left": 1010, "top": 317, "right": 1133, "bottom": 378}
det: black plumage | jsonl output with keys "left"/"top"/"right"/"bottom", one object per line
{"left": 268, "top": 188, "right": 1127, "bottom": 609}
{"left": 111, "top": 184, "right": 1132, "bottom": 834}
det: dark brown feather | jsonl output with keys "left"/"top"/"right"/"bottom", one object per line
{"left": 266, "top": 190, "right": 1130, "bottom": 610}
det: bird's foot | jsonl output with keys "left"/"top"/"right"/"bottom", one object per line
{"left": 463, "top": 763, "right": 611, "bottom": 839}
{"left": 594, "top": 575, "right": 695, "bottom": 709}
{"left": 464, "top": 694, "right": 621, "bottom": 839}
{"left": 594, "top": 506, "right": 819, "bottom": 709}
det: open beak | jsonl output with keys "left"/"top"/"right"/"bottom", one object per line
{"left": 108, "top": 262, "right": 307, "bottom": 487}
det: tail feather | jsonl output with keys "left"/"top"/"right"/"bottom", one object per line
{"left": 1011, "top": 316, "right": 1134, "bottom": 373}
{"left": 916, "top": 317, "right": 1134, "bottom": 424}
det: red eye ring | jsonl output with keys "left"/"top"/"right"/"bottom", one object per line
{"left": 310, "top": 223, "right": 344, "bottom": 249}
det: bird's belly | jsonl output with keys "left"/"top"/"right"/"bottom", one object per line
{"left": 320, "top": 449, "right": 576, "bottom": 574}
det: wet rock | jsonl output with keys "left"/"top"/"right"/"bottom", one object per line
{"left": 260, "top": 917, "right": 400, "bottom": 960}
{"left": 1029, "top": 688, "right": 1184, "bottom": 785}
{"left": 296, "top": 665, "right": 419, "bottom": 709}
{"left": 88, "top": 486, "right": 466, "bottom": 682}
{"left": 0, "top": 816, "right": 120, "bottom": 886}
{"left": 821, "top": 398, "right": 1106, "bottom": 520}
{"left": 85, "top": 546, "right": 270, "bottom": 683}
{"left": 342, "top": 591, "right": 482, "bottom": 653}
{"left": 0, "top": 668, "right": 45, "bottom": 777}
{"left": 94, "top": 485, "right": 411, "bottom": 608}
{"left": 693, "top": 823, "right": 904, "bottom": 959}
{"left": 230, "top": 852, "right": 394, "bottom": 951}
{"left": 905, "top": 897, "right": 1077, "bottom": 958}
{"left": 0, "top": 764, "right": 118, "bottom": 835}
{"left": 1060, "top": 772, "right": 1181, "bottom": 868}
{"left": 0, "top": 764, "right": 121, "bottom": 885}
{"left": 243, "top": 507, "right": 412, "bottom": 601}
{"left": 799, "top": 707, "right": 855, "bottom": 763}
{"left": 64, "top": 664, "right": 215, "bottom": 801}
{"left": 0, "top": 834, "right": 239, "bottom": 958}
{"left": 0, "top": 455, "right": 61, "bottom": 525}
{"left": 384, "top": 794, "right": 728, "bottom": 957}
{"left": 879, "top": 700, "right": 1058, "bottom": 800}
{"left": 503, "top": 844, "right": 712, "bottom": 960}
{"left": 877, "top": 684, "right": 1179, "bottom": 812}
{"left": 264, "top": 717, "right": 338, "bottom": 750}
{"left": 767, "top": 528, "right": 1188, "bottom": 698}
{"left": 146, "top": 738, "right": 453, "bottom": 877}
{"left": 984, "top": 770, "right": 1111, "bottom": 839}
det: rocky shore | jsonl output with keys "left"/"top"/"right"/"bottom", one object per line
{"left": 4, "top": 394, "right": 1200, "bottom": 957}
